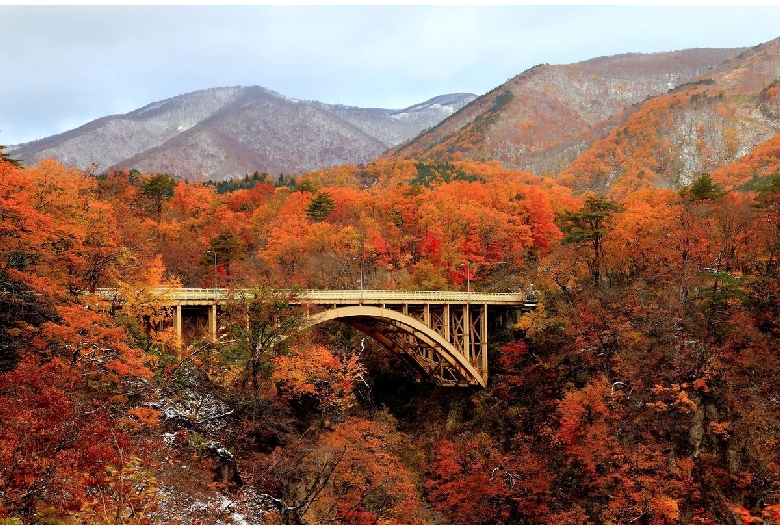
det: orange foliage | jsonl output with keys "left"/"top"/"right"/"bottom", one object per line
{"left": 127, "top": 407, "right": 161, "bottom": 426}
{"left": 711, "top": 133, "right": 780, "bottom": 187}
{"left": 304, "top": 416, "right": 428, "bottom": 524}
{"left": 273, "top": 344, "right": 363, "bottom": 414}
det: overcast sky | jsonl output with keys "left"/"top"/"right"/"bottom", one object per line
{"left": 2, "top": 5, "right": 780, "bottom": 146}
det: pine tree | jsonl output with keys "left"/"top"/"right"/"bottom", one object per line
{"left": 306, "top": 191, "right": 336, "bottom": 222}
{"left": 560, "top": 194, "right": 623, "bottom": 286}
{"left": 0, "top": 145, "right": 22, "bottom": 167}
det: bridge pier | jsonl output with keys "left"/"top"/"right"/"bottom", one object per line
{"left": 209, "top": 303, "right": 217, "bottom": 343}
{"left": 462, "top": 304, "right": 470, "bottom": 370}
{"left": 168, "top": 303, "right": 219, "bottom": 347}
{"left": 481, "top": 303, "right": 488, "bottom": 375}
{"left": 174, "top": 304, "right": 182, "bottom": 349}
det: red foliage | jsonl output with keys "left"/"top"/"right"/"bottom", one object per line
{"left": 0, "top": 357, "right": 125, "bottom": 519}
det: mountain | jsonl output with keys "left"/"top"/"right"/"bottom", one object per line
{"left": 9, "top": 87, "right": 475, "bottom": 181}
{"left": 387, "top": 47, "right": 748, "bottom": 179}
{"left": 557, "top": 37, "right": 780, "bottom": 195}
{"left": 12, "top": 38, "right": 780, "bottom": 193}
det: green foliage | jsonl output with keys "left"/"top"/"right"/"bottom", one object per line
{"left": 0, "top": 145, "right": 21, "bottom": 167}
{"left": 490, "top": 89, "right": 515, "bottom": 113}
{"left": 127, "top": 168, "right": 142, "bottom": 185}
{"left": 306, "top": 191, "right": 336, "bottom": 221}
{"left": 560, "top": 194, "right": 623, "bottom": 286}
{"left": 756, "top": 172, "right": 780, "bottom": 194}
{"left": 201, "top": 229, "right": 245, "bottom": 274}
{"left": 141, "top": 173, "right": 177, "bottom": 201}
{"left": 560, "top": 195, "right": 623, "bottom": 245}
{"left": 207, "top": 170, "right": 271, "bottom": 194}
{"left": 681, "top": 173, "right": 725, "bottom": 203}
{"left": 137, "top": 173, "right": 177, "bottom": 220}
{"left": 187, "top": 432, "right": 208, "bottom": 451}
{"left": 669, "top": 78, "right": 716, "bottom": 93}
{"left": 410, "top": 161, "right": 483, "bottom": 189}
{"left": 277, "top": 173, "right": 296, "bottom": 189}
{"left": 294, "top": 178, "right": 318, "bottom": 194}
{"left": 698, "top": 271, "right": 749, "bottom": 335}
{"left": 739, "top": 171, "right": 780, "bottom": 192}
{"left": 468, "top": 89, "right": 515, "bottom": 136}
{"left": 221, "top": 286, "right": 305, "bottom": 390}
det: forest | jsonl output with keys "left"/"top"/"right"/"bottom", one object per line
{"left": 2, "top": 144, "right": 780, "bottom": 524}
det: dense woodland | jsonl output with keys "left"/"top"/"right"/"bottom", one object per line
{"left": 2, "top": 138, "right": 780, "bottom": 523}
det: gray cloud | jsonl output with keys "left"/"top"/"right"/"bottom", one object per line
{"left": 2, "top": 5, "right": 780, "bottom": 146}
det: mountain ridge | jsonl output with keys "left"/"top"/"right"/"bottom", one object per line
{"left": 10, "top": 87, "right": 476, "bottom": 181}
{"left": 387, "top": 47, "right": 748, "bottom": 175}
{"left": 12, "top": 39, "right": 780, "bottom": 191}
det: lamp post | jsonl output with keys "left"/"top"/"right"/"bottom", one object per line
{"left": 463, "top": 262, "right": 470, "bottom": 303}
{"left": 207, "top": 250, "right": 217, "bottom": 300}
{"left": 354, "top": 255, "right": 364, "bottom": 299}
{"left": 360, "top": 259, "right": 364, "bottom": 299}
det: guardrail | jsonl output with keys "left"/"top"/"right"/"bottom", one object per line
{"left": 95, "top": 288, "right": 536, "bottom": 305}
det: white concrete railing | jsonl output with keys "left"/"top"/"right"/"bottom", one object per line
{"left": 96, "top": 287, "right": 535, "bottom": 305}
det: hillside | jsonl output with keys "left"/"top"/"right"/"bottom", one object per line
{"left": 388, "top": 48, "right": 745, "bottom": 176}
{"left": 557, "top": 37, "right": 780, "bottom": 196}
{"left": 3, "top": 155, "right": 780, "bottom": 524}
{"left": 9, "top": 87, "right": 475, "bottom": 181}
{"left": 6, "top": 34, "right": 780, "bottom": 526}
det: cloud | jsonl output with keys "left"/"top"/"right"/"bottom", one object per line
{"left": 2, "top": 5, "right": 780, "bottom": 145}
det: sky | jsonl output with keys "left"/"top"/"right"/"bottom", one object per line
{"left": 2, "top": 4, "right": 780, "bottom": 147}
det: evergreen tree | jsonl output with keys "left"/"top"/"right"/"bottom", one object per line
{"left": 306, "top": 191, "right": 336, "bottom": 222}
{"left": 0, "top": 145, "right": 22, "bottom": 167}
{"left": 560, "top": 194, "right": 623, "bottom": 286}
{"left": 681, "top": 173, "right": 726, "bottom": 203}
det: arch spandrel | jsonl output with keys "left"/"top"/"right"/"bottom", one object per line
{"left": 302, "top": 305, "right": 486, "bottom": 387}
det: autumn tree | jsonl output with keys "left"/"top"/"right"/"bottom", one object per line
{"left": 301, "top": 415, "right": 428, "bottom": 524}
{"left": 221, "top": 285, "right": 305, "bottom": 391}
{"left": 136, "top": 173, "right": 176, "bottom": 225}
{"left": 306, "top": 191, "right": 336, "bottom": 222}
{"left": 752, "top": 172, "right": 780, "bottom": 276}
{"left": 0, "top": 145, "right": 21, "bottom": 167}
{"left": 559, "top": 194, "right": 623, "bottom": 286}
{"left": 272, "top": 343, "right": 364, "bottom": 420}
{"left": 201, "top": 229, "right": 245, "bottom": 281}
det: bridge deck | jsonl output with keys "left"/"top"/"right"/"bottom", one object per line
{"left": 98, "top": 288, "right": 534, "bottom": 306}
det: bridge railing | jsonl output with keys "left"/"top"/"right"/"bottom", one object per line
{"left": 95, "top": 287, "right": 536, "bottom": 305}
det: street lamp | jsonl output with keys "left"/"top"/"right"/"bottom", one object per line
{"left": 462, "top": 262, "right": 470, "bottom": 303}
{"left": 353, "top": 255, "right": 364, "bottom": 299}
{"left": 207, "top": 250, "right": 217, "bottom": 300}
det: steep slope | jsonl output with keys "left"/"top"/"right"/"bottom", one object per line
{"left": 388, "top": 48, "right": 745, "bottom": 175}
{"left": 116, "top": 87, "right": 389, "bottom": 180}
{"left": 10, "top": 87, "right": 247, "bottom": 174}
{"left": 557, "top": 37, "right": 780, "bottom": 196}
{"left": 326, "top": 93, "right": 476, "bottom": 147}
{"left": 710, "top": 133, "right": 780, "bottom": 188}
{"left": 10, "top": 87, "right": 475, "bottom": 181}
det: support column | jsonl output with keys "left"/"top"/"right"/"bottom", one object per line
{"left": 463, "top": 304, "right": 470, "bottom": 362}
{"left": 443, "top": 304, "right": 451, "bottom": 342}
{"left": 423, "top": 303, "right": 431, "bottom": 328}
{"left": 174, "top": 304, "right": 183, "bottom": 349}
{"left": 481, "top": 304, "right": 488, "bottom": 376}
{"left": 209, "top": 303, "right": 217, "bottom": 343}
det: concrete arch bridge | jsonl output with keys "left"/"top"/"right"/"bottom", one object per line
{"left": 106, "top": 288, "right": 536, "bottom": 388}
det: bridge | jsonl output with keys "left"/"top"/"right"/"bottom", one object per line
{"left": 102, "top": 288, "right": 536, "bottom": 387}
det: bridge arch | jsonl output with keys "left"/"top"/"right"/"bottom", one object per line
{"left": 302, "top": 305, "right": 486, "bottom": 387}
